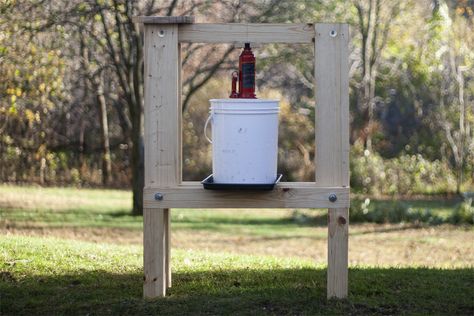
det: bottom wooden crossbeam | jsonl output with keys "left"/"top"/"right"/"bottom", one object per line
{"left": 143, "top": 183, "right": 350, "bottom": 299}
{"left": 144, "top": 182, "right": 349, "bottom": 209}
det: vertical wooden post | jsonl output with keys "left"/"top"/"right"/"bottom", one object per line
{"left": 143, "top": 208, "right": 166, "bottom": 297}
{"left": 164, "top": 208, "right": 171, "bottom": 288}
{"left": 164, "top": 43, "right": 182, "bottom": 289}
{"left": 143, "top": 23, "right": 180, "bottom": 298}
{"left": 314, "top": 23, "right": 350, "bottom": 299}
{"left": 327, "top": 207, "right": 349, "bottom": 297}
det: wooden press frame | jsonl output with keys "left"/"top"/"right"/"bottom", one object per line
{"left": 133, "top": 16, "right": 350, "bottom": 300}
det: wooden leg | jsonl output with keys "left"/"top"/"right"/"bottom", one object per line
{"left": 143, "top": 208, "right": 166, "bottom": 298}
{"left": 164, "top": 208, "right": 171, "bottom": 288}
{"left": 327, "top": 207, "right": 349, "bottom": 299}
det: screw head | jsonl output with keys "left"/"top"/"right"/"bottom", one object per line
{"left": 154, "top": 193, "right": 163, "bottom": 201}
{"left": 329, "top": 30, "right": 337, "bottom": 37}
{"left": 328, "top": 193, "right": 337, "bottom": 202}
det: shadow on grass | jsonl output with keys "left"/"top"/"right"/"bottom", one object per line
{"left": 173, "top": 214, "right": 329, "bottom": 230}
{"left": 0, "top": 207, "right": 142, "bottom": 230}
{"left": 174, "top": 216, "right": 301, "bottom": 226}
{"left": 350, "top": 223, "right": 427, "bottom": 235}
{"left": 1, "top": 267, "right": 472, "bottom": 315}
{"left": 172, "top": 215, "right": 431, "bottom": 236}
{"left": 107, "top": 210, "right": 139, "bottom": 218}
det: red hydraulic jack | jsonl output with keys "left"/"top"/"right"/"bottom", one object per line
{"left": 230, "top": 43, "right": 256, "bottom": 98}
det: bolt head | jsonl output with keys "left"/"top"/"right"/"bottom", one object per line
{"left": 328, "top": 194, "right": 337, "bottom": 202}
{"left": 154, "top": 193, "right": 163, "bottom": 201}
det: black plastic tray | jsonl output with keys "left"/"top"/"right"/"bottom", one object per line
{"left": 201, "top": 174, "right": 283, "bottom": 191}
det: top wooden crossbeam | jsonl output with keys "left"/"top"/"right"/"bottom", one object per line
{"left": 133, "top": 16, "right": 316, "bottom": 44}
{"left": 133, "top": 16, "right": 195, "bottom": 24}
{"left": 178, "top": 23, "right": 315, "bottom": 44}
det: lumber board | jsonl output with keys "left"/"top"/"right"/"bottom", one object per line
{"left": 327, "top": 207, "right": 349, "bottom": 298}
{"left": 143, "top": 24, "right": 180, "bottom": 298}
{"left": 144, "top": 183, "right": 350, "bottom": 209}
{"left": 143, "top": 208, "right": 166, "bottom": 298}
{"left": 144, "top": 25, "right": 180, "bottom": 186}
{"left": 133, "top": 16, "right": 194, "bottom": 24}
{"left": 178, "top": 23, "right": 315, "bottom": 43}
{"left": 164, "top": 208, "right": 171, "bottom": 288}
{"left": 314, "top": 23, "right": 350, "bottom": 187}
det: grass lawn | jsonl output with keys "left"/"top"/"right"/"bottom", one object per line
{"left": 2, "top": 236, "right": 473, "bottom": 315}
{"left": 1, "top": 185, "right": 473, "bottom": 315}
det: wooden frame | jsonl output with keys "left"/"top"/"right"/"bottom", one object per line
{"left": 134, "top": 16, "right": 350, "bottom": 300}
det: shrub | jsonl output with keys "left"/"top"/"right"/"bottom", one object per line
{"left": 350, "top": 198, "right": 444, "bottom": 225}
{"left": 350, "top": 142, "right": 458, "bottom": 195}
{"left": 448, "top": 198, "right": 474, "bottom": 224}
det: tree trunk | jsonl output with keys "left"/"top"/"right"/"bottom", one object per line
{"left": 130, "top": 20, "right": 144, "bottom": 215}
{"left": 96, "top": 76, "right": 112, "bottom": 186}
{"left": 79, "top": 120, "right": 85, "bottom": 169}
{"left": 131, "top": 112, "right": 144, "bottom": 215}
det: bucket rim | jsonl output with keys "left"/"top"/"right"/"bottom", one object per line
{"left": 210, "top": 111, "right": 280, "bottom": 114}
{"left": 209, "top": 98, "right": 279, "bottom": 103}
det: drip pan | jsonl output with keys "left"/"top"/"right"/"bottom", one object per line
{"left": 201, "top": 174, "right": 283, "bottom": 191}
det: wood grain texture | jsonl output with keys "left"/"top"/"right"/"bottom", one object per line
{"left": 143, "top": 24, "right": 180, "bottom": 298}
{"left": 144, "top": 24, "right": 180, "bottom": 187}
{"left": 133, "top": 16, "right": 194, "bottom": 24}
{"left": 143, "top": 208, "right": 166, "bottom": 298}
{"left": 178, "top": 43, "right": 183, "bottom": 183}
{"left": 327, "top": 207, "right": 349, "bottom": 298}
{"left": 178, "top": 23, "right": 315, "bottom": 43}
{"left": 314, "top": 23, "right": 350, "bottom": 300}
{"left": 314, "top": 23, "right": 350, "bottom": 187}
{"left": 144, "top": 183, "right": 349, "bottom": 209}
{"left": 164, "top": 208, "right": 171, "bottom": 288}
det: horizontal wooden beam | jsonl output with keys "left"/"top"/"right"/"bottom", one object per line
{"left": 144, "top": 182, "right": 349, "bottom": 209}
{"left": 133, "top": 16, "right": 195, "bottom": 24}
{"left": 178, "top": 23, "right": 315, "bottom": 43}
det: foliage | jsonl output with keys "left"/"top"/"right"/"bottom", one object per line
{"left": 351, "top": 142, "right": 459, "bottom": 195}
{"left": 0, "top": 9, "right": 68, "bottom": 183}
{"left": 0, "top": 0, "right": 473, "bottom": 201}
{"left": 449, "top": 197, "right": 474, "bottom": 224}
{"left": 350, "top": 198, "right": 445, "bottom": 225}
{"left": 350, "top": 196, "right": 474, "bottom": 225}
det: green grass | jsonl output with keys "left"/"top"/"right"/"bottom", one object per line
{"left": 0, "top": 185, "right": 139, "bottom": 229}
{"left": 0, "top": 184, "right": 466, "bottom": 235}
{"left": 1, "top": 185, "right": 473, "bottom": 314}
{"left": 0, "top": 185, "right": 327, "bottom": 237}
{"left": 1, "top": 235, "right": 473, "bottom": 315}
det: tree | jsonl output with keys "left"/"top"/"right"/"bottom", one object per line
{"left": 430, "top": 1, "right": 474, "bottom": 193}
{"left": 91, "top": 0, "right": 293, "bottom": 212}
{"left": 2, "top": 0, "right": 472, "bottom": 198}
{"left": 352, "top": 0, "right": 404, "bottom": 150}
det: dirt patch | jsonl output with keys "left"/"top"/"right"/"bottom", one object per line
{"left": 1, "top": 225, "right": 142, "bottom": 245}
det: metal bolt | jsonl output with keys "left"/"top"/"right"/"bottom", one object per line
{"left": 329, "top": 30, "right": 337, "bottom": 37}
{"left": 154, "top": 193, "right": 163, "bottom": 201}
{"left": 328, "top": 193, "right": 337, "bottom": 202}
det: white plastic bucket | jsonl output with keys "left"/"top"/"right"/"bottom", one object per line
{"left": 205, "top": 99, "right": 280, "bottom": 184}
